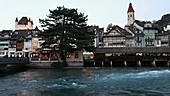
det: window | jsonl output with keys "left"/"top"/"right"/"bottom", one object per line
{"left": 25, "top": 48, "right": 30, "bottom": 50}
{"left": 134, "top": 27, "right": 136, "bottom": 31}
{"left": 75, "top": 52, "right": 79, "bottom": 58}
{"left": 0, "top": 52, "right": 4, "bottom": 55}
{"left": 108, "top": 43, "right": 112, "bottom": 46}
{"left": 67, "top": 52, "right": 71, "bottom": 58}
{"left": 33, "top": 38, "right": 38, "bottom": 40}
{"left": 33, "top": 42, "right": 38, "bottom": 45}
{"left": 33, "top": 46, "right": 38, "bottom": 49}
{"left": 130, "top": 14, "right": 132, "bottom": 17}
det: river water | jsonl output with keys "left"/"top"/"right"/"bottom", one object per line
{"left": 0, "top": 68, "right": 170, "bottom": 96}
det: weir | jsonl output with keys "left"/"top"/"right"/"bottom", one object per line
{"left": 84, "top": 47, "right": 170, "bottom": 67}
{"left": 84, "top": 60, "right": 170, "bottom": 67}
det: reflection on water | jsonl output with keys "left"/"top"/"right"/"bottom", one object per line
{"left": 0, "top": 68, "right": 170, "bottom": 96}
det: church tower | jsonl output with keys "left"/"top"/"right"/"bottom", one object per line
{"left": 127, "top": 2, "right": 135, "bottom": 25}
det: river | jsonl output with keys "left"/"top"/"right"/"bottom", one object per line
{"left": 0, "top": 68, "right": 170, "bottom": 96}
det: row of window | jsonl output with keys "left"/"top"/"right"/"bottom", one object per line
{"left": 104, "top": 37, "right": 125, "bottom": 40}
{"left": 0, "top": 52, "right": 5, "bottom": 55}
{"left": 33, "top": 42, "right": 38, "bottom": 45}
{"left": 67, "top": 52, "right": 79, "bottom": 58}
{"left": 0, "top": 40, "right": 9, "bottom": 42}
{"left": 0, "top": 44, "right": 8, "bottom": 46}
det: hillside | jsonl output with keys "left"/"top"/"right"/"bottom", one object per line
{"left": 155, "top": 13, "right": 170, "bottom": 29}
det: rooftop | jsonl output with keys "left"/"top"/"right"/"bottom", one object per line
{"left": 127, "top": 3, "right": 135, "bottom": 13}
{"left": 17, "top": 17, "right": 33, "bottom": 25}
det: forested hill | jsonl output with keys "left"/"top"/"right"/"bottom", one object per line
{"left": 155, "top": 13, "right": 170, "bottom": 29}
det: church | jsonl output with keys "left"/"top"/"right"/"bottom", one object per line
{"left": 102, "top": 2, "right": 169, "bottom": 48}
{"left": 125, "top": 2, "right": 159, "bottom": 47}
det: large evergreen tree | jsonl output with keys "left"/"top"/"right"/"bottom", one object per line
{"left": 39, "top": 6, "right": 95, "bottom": 65}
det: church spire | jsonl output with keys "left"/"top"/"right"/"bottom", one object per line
{"left": 127, "top": 2, "right": 135, "bottom": 25}
{"left": 127, "top": 3, "right": 135, "bottom": 13}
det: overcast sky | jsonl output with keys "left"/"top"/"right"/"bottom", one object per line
{"left": 0, "top": 0, "right": 170, "bottom": 30}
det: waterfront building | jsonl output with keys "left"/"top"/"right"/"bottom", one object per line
{"left": 143, "top": 22, "right": 159, "bottom": 47}
{"left": 156, "top": 31, "right": 170, "bottom": 47}
{"left": 15, "top": 17, "right": 42, "bottom": 58}
{"left": 88, "top": 26, "right": 104, "bottom": 48}
{"left": 124, "top": 2, "right": 169, "bottom": 47}
{"left": 97, "top": 2, "right": 170, "bottom": 49}
{"left": 125, "top": 3, "right": 146, "bottom": 47}
{"left": 125, "top": 20, "right": 145, "bottom": 47}
{"left": 0, "top": 30, "right": 25, "bottom": 58}
{"left": 0, "top": 17, "right": 42, "bottom": 58}
{"left": 31, "top": 27, "right": 42, "bottom": 54}
{"left": 14, "top": 30, "right": 33, "bottom": 57}
{"left": 0, "top": 30, "right": 11, "bottom": 57}
{"left": 103, "top": 25, "right": 132, "bottom": 47}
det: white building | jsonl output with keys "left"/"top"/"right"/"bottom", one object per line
{"left": 143, "top": 22, "right": 158, "bottom": 47}
{"left": 164, "top": 24, "right": 170, "bottom": 31}
{"left": 125, "top": 2, "right": 161, "bottom": 47}
{"left": 15, "top": 17, "right": 41, "bottom": 57}
{"left": 0, "top": 30, "right": 11, "bottom": 57}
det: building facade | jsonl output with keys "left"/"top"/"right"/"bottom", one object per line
{"left": 100, "top": 2, "right": 170, "bottom": 48}
{"left": 103, "top": 25, "right": 132, "bottom": 47}
{"left": 143, "top": 22, "right": 158, "bottom": 47}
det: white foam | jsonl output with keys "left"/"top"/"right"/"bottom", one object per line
{"left": 122, "top": 70, "right": 170, "bottom": 79}
{"left": 72, "top": 82, "right": 78, "bottom": 86}
{"left": 90, "top": 70, "right": 170, "bottom": 81}
{"left": 47, "top": 84, "right": 61, "bottom": 88}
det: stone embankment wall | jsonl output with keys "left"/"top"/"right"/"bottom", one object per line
{"left": 30, "top": 61, "right": 83, "bottom": 68}
{"left": 29, "top": 62, "right": 53, "bottom": 69}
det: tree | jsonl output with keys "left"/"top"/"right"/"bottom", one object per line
{"left": 39, "top": 6, "right": 95, "bottom": 66}
{"left": 154, "top": 14, "right": 170, "bottom": 30}
{"left": 106, "top": 23, "right": 113, "bottom": 32}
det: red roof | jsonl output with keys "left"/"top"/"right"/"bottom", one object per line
{"left": 127, "top": 3, "right": 135, "bottom": 13}
{"left": 18, "top": 17, "right": 33, "bottom": 25}
{"left": 18, "top": 17, "right": 29, "bottom": 25}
